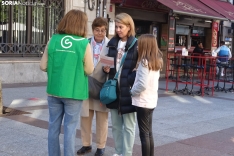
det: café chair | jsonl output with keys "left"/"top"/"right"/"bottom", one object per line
{"left": 169, "top": 57, "right": 178, "bottom": 79}
{"left": 195, "top": 65, "right": 209, "bottom": 96}
{"left": 188, "top": 64, "right": 205, "bottom": 96}
{"left": 220, "top": 63, "right": 230, "bottom": 93}
{"left": 180, "top": 56, "right": 190, "bottom": 80}
{"left": 204, "top": 58, "right": 216, "bottom": 92}
{"left": 171, "top": 55, "right": 182, "bottom": 94}
{"left": 178, "top": 61, "right": 191, "bottom": 95}
{"left": 214, "top": 55, "right": 229, "bottom": 92}
{"left": 228, "top": 62, "right": 234, "bottom": 92}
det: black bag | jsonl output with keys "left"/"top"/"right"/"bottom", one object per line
{"left": 88, "top": 76, "right": 104, "bottom": 100}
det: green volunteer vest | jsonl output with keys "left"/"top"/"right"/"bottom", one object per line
{"left": 47, "top": 34, "right": 89, "bottom": 100}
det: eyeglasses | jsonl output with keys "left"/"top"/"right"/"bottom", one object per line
{"left": 94, "top": 29, "right": 106, "bottom": 34}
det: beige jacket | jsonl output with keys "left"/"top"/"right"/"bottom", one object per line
{"left": 81, "top": 36, "right": 110, "bottom": 117}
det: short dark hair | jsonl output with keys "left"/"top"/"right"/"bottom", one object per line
{"left": 92, "top": 17, "right": 108, "bottom": 30}
{"left": 220, "top": 41, "right": 225, "bottom": 45}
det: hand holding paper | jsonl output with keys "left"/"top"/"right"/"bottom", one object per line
{"left": 100, "top": 55, "right": 114, "bottom": 68}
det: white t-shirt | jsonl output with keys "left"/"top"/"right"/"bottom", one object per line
{"left": 116, "top": 40, "right": 127, "bottom": 71}
{"left": 116, "top": 40, "right": 127, "bottom": 85}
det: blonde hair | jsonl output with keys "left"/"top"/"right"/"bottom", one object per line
{"left": 138, "top": 34, "right": 163, "bottom": 71}
{"left": 57, "top": 9, "right": 88, "bottom": 37}
{"left": 115, "top": 13, "right": 135, "bottom": 37}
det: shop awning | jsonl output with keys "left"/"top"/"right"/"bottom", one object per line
{"left": 200, "top": 0, "right": 234, "bottom": 22}
{"left": 110, "top": 0, "right": 122, "bottom": 3}
{"left": 157, "top": 0, "right": 227, "bottom": 20}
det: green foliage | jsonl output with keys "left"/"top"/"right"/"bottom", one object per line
{"left": 0, "top": 2, "right": 8, "bottom": 23}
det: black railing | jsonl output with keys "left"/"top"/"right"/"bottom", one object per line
{"left": 0, "top": 0, "right": 64, "bottom": 56}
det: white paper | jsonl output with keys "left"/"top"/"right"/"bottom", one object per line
{"left": 212, "top": 50, "right": 217, "bottom": 57}
{"left": 100, "top": 55, "right": 114, "bottom": 68}
{"left": 182, "top": 47, "right": 188, "bottom": 56}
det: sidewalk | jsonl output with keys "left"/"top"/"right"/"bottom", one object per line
{"left": 0, "top": 80, "right": 234, "bottom": 156}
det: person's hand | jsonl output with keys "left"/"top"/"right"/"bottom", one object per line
{"left": 103, "top": 66, "right": 110, "bottom": 73}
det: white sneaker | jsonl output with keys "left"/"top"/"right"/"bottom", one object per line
{"left": 221, "top": 73, "right": 224, "bottom": 76}
{"left": 113, "top": 154, "right": 122, "bottom": 156}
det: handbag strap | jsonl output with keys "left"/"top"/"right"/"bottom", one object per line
{"left": 114, "top": 38, "right": 137, "bottom": 79}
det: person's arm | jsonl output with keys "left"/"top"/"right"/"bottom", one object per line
{"left": 193, "top": 47, "right": 197, "bottom": 53}
{"left": 103, "top": 47, "right": 111, "bottom": 73}
{"left": 127, "top": 41, "right": 138, "bottom": 86}
{"left": 130, "top": 62, "right": 149, "bottom": 96}
{"left": 40, "top": 44, "right": 48, "bottom": 72}
{"left": 215, "top": 47, "right": 220, "bottom": 54}
{"left": 84, "top": 44, "right": 94, "bottom": 75}
{"left": 127, "top": 70, "right": 136, "bottom": 87}
{"left": 200, "top": 48, "right": 204, "bottom": 54}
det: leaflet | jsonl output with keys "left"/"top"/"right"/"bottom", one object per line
{"left": 100, "top": 55, "right": 114, "bottom": 68}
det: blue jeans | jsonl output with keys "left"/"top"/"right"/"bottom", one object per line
{"left": 110, "top": 109, "right": 136, "bottom": 156}
{"left": 47, "top": 96, "right": 82, "bottom": 156}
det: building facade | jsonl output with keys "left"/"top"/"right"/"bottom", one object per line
{"left": 0, "top": 0, "right": 234, "bottom": 83}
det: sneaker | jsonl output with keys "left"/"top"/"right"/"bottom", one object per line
{"left": 77, "top": 146, "right": 92, "bottom": 155}
{"left": 112, "top": 154, "right": 122, "bottom": 156}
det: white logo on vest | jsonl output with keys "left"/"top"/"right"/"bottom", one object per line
{"left": 61, "top": 36, "right": 85, "bottom": 49}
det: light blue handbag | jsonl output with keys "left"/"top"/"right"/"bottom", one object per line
{"left": 100, "top": 38, "right": 137, "bottom": 105}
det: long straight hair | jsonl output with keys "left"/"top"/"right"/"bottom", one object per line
{"left": 137, "top": 34, "right": 163, "bottom": 71}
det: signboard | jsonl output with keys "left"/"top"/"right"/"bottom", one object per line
{"left": 168, "top": 17, "right": 175, "bottom": 52}
{"left": 111, "top": 0, "right": 170, "bottom": 12}
{"left": 161, "top": 24, "right": 168, "bottom": 50}
{"left": 211, "top": 21, "right": 219, "bottom": 47}
{"left": 108, "top": 21, "right": 115, "bottom": 35}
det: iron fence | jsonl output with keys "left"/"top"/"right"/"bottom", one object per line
{"left": 0, "top": 0, "right": 64, "bottom": 57}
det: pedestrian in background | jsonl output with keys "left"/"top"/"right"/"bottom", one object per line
{"left": 215, "top": 41, "right": 232, "bottom": 76}
{"left": 40, "top": 9, "right": 94, "bottom": 156}
{"left": 77, "top": 17, "right": 109, "bottom": 156}
{"left": 103, "top": 13, "right": 138, "bottom": 156}
{"left": 193, "top": 41, "right": 204, "bottom": 55}
{"left": 130, "top": 34, "right": 163, "bottom": 156}
{"left": 192, "top": 41, "right": 204, "bottom": 64}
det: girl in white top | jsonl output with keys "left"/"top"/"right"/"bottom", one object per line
{"left": 130, "top": 34, "right": 163, "bottom": 156}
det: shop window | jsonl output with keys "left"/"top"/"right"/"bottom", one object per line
{"left": 176, "top": 35, "right": 187, "bottom": 46}
{"left": 191, "top": 26, "right": 205, "bottom": 36}
{"left": 134, "top": 20, "right": 151, "bottom": 38}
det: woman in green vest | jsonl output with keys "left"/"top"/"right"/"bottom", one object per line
{"left": 40, "top": 9, "right": 94, "bottom": 156}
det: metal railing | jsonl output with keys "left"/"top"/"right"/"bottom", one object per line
{"left": 0, "top": 0, "right": 64, "bottom": 57}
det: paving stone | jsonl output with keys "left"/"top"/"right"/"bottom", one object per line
{"left": 1, "top": 81, "right": 234, "bottom": 156}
